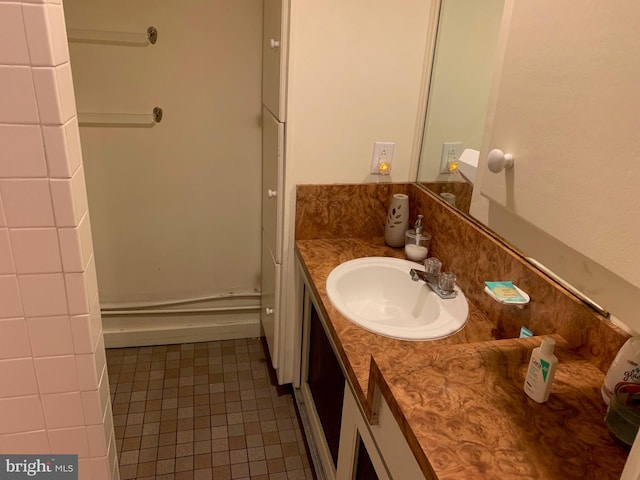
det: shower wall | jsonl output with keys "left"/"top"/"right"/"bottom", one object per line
{"left": 63, "top": 0, "right": 263, "bottom": 342}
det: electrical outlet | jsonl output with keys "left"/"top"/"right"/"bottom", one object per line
{"left": 370, "top": 142, "right": 395, "bottom": 175}
{"left": 440, "top": 142, "right": 463, "bottom": 174}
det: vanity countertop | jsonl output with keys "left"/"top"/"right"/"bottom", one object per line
{"left": 296, "top": 236, "right": 628, "bottom": 479}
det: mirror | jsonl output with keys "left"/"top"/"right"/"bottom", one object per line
{"left": 415, "top": 1, "right": 640, "bottom": 328}
{"left": 416, "top": 0, "right": 505, "bottom": 215}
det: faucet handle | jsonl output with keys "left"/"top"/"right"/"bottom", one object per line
{"left": 424, "top": 257, "right": 442, "bottom": 276}
{"left": 438, "top": 272, "right": 456, "bottom": 293}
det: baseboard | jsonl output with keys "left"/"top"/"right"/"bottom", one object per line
{"left": 102, "top": 311, "right": 261, "bottom": 348}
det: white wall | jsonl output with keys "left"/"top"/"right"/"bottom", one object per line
{"left": 285, "top": 0, "right": 435, "bottom": 186}
{"left": 63, "top": 0, "right": 263, "bottom": 305}
{"left": 0, "top": 2, "right": 116, "bottom": 477}
{"left": 417, "top": 0, "right": 504, "bottom": 181}
{"left": 278, "top": 0, "right": 437, "bottom": 376}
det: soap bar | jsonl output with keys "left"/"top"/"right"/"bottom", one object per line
{"left": 484, "top": 281, "right": 528, "bottom": 303}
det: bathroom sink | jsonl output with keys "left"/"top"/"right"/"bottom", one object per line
{"left": 326, "top": 257, "right": 468, "bottom": 341}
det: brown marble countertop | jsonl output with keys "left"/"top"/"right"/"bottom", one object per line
{"left": 296, "top": 237, "right": 628, "bottom": 479}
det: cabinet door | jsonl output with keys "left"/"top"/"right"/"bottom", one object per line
{"left": 261, "top": 231, "right": 280, "bottom": 369}
{"left": 337, "top": 387, "right": 390, "bottom": 480}
{"left": 262, "top": 106, "right": 284, "bottom": 262}
{"left": 263, "top": 0, "right": 286, "bottom": 120}
{"left": 308, "top": 302, "right": 345, "bottom": 468}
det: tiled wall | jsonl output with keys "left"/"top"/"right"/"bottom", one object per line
{"left": 0, "top": 1, "right": 117, "bottom": 478}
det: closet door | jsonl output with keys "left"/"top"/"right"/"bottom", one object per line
{"left": 263, "top": 0, "right": 286, "bottom": 120}
{"left": 262, "top": 106, "right": 284, "bottom": 263}
{"left": 261, "top": 231, "right": 280, "bottom": 368}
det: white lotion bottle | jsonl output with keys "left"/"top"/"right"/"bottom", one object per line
{"left": 524, "top": 337, "right": 558, "bottom": 403}
{"left": 602, "top": 337, "right": 640, "bottom": 405}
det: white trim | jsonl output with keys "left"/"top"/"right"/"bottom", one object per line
{"left": 409, "top": 0, "right": 443, "bottom": 181}
{"left": 103, "top": 311, "right": 260, "bottom": 348}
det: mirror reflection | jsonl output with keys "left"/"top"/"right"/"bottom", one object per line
{"left": 416, "top": 0, "right": 504, "bottom": 215}
{"left": 416, "top": 1, "right": 640, "bottom": 327}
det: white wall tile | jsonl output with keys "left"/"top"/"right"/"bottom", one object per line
{"left": 64, "top": 118, "right": 83, "bottom": 176}
{"left": 103, "top": 401, "right": 114, "bottom": 446}
{"left": 0, "top": 179, "right": 55, "bottom": 228}
{"left": 78, "top": 338, "right": 106, "bottom": 393}
{"left": 0, "top": 318, "right": 31, "bottom": 359}
{"left": 0, "top": 229, "right": 15, "bottom": 274}
{"left": 26, "top": 315, "right": 74, "bottom": 357}
{"left": 0, "top": 66, "right": 39, "bottom": 124}
{"left": 0, "top": 195, "right": 6, "bottom": 227}
{"left": 49, "top": 178, "right": 76, "bottom": 226}
{"left": 34, "top": 355, "right": 79, "bottom": 393}
{"left": 0, "top": 430, "right": 50, "bottom": 454}
{"left": 71, "top": 165, "right": 89, "bottom": 220}
{"left": 18, "top": 273, "right": 68, "bottom": 317}
{"left": 70, "top": 314, "right": 92, "bottom": 354}
{"left": 47, "top": 426, "right": 90, "bottom": 458}
{"left": 22, "top": 4, "right": 69, "bottom": 67}
{"left": 85, "top": 254, "right": 99, "bottom": 306}
{"left": 95, "top": 335, "right": 107, "bottom": 387}
{"left": 90, "top": 455, "right": 110, "bottom": 480}
{"left": 32, "top": 64, "right": 77, "bottom": 125}
{"left": 64, "top": 272, "right": 89, "bottom": 315}
{"left": 47, "top": 5, "right": 68, "bottom": 64}
{"left": 0, "top": 125, "right": 47, "bottom": 178}
{"left": 42, "top": 117, "right": 82, "bottom": 179}
{"left": 89, "top": 294, "right": 102, "bottom": 350}
{"left": 0, "top": 275, "right": 23, "bottom": 319}
{"left": 81, "top": 390, "right": 102, "bottom": 426}
{"left": 41, "top": 391, "right": 85, "bottom": 428}
{"left": 0, "top": 4, "right": 29, "bottom": 65}
{"left": 0, "top": 358, "right": 38, "bottom": 397}
{"left": 0, "top": 0, "right": 109, "bottom": 462}
{"left": 50, "top": 166, "right": 88, "bottom": 228}
{"left": 65, "top": 254, "right": 99, "bottom": 316}
{"left": 86, "top": 423, "right": 108, "bottom": 457}
{"left": 77, "top": 459, "right": 92, "bottom": 480}
{"left": 58, "top": 224, "right": 83, "bottom": 272}
{"left": 76, "top": 353, "right": 98, "bottom": 391}
{"left": 10, "top": 228, "right": 62, "bottom": 274}
{"left": 58, "top": 212, "right": 92, "bottom": 272}
{"left": 0, "top": 395, "right": 45, "bottom": 434}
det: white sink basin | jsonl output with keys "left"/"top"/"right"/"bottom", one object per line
{"left": 326, "top": 257, "right": 468, "bottom": 341}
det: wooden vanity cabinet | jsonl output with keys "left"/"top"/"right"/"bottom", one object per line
{"left": 297, "top": 265, "right": 424, "bottom": 479}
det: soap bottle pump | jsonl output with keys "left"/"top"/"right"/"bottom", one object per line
{"left": 524, "top": 337, "right": 558, "bottom": 403}
{"left": 404, "top": 215, "right": 431, "bottom": 262}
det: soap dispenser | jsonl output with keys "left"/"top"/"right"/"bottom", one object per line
{"left": 405, "top": 215, "right": 431, "bottom": 262}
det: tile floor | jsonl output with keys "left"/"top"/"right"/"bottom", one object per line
{"left": 107, "top": 338, "right": 315, "bottom": 480}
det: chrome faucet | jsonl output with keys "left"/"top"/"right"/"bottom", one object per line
{"left": 409, "top": 257, "right": 458, "bottom": 299}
